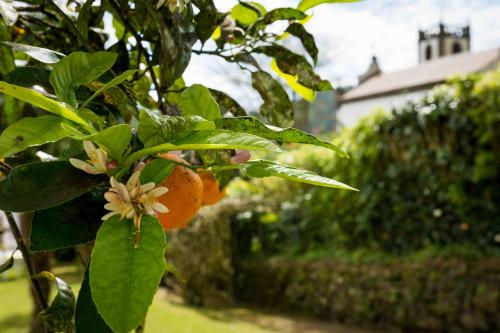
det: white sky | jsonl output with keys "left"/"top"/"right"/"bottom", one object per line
{"left": 183, "top": 0, "right": 500, "bottom": 109}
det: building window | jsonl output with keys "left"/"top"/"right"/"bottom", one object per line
{"left": 452, "top": 42, "right": 462, "bottom": 54}
{"left": 425, "top": 45, "right": 432, "bottom": 60}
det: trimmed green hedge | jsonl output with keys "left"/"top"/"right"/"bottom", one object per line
{"left": 235, "top": 258, "right": 500, "bottom": 332}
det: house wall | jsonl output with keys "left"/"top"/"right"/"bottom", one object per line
{"left": 337, "top": 89, "right": 428, "bottom": 128}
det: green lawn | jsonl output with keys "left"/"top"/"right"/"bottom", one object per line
{"left": 0, "top": 264, "right": 299, "bottom": 333}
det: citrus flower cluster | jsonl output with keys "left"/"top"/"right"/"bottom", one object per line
{"left": 69, "top": 141, "right": 169, "bottom": 244}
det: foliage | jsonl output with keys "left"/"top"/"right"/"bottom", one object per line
{"left": 230, "top": 70, "right": 500, "bottom": 256}
{"left": 0, "top": 0, "right": 356, "bottom": 330}
{"left": 235, "top": 257, "right": 500, "bottom": 333}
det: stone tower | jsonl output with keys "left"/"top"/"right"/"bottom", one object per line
{"left": 418, "top": 23, "right": 470, "bottom": 62}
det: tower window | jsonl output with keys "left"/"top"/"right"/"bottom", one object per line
{"left": 452, "top": 42, "right": 462, "bottom": 54}
{"left": 425, "top": 45, "right": 432, "bottom": 60}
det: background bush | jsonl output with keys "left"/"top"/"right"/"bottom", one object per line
{"left": 167, "top": 69, "right": 500, "bottom": 331}
{"left": 230, "top": 69, "right": 500, "bottom": 256}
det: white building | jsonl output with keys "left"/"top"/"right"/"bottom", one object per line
{"left": 337, "top": 24, "right": 500, "bottom": 128}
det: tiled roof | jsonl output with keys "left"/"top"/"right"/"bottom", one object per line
{"left": 341, "top": 48, "right": 500, "bottom": 102}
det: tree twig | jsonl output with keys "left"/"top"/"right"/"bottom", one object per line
{"left": 108, "top": 0, "right": 167, "bottom": 113}
{"left": 5, "top": 212, "right": 49, "bottom": 311}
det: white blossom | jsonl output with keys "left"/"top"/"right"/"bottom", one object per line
{"left": 69, "top": 141, "right": 109, "bottom": 175}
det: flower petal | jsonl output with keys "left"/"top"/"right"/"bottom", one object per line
{"left": 102, "top": 211, "right": 119, "bottom": 220}
{"left": 149, "top": 187, "right": 168, "bottom": 197}
{"left": 153, "top": 202, "right": 169, "bottom": 213}
{"left": 141, "top": 182, "right": 155, "bottom": 193}
{"left": 83, "top": 141, "right": 96, "bottom": 156}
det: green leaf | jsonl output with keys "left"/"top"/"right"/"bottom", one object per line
{"left": 1, "top": 41, "right": 64, "bottom": 64}
{"left": 140, "top": 159, "right": 175, "bottom": 185}
{"left": 5, "top": 66, "right": 52, "bottom": 92}
{"left": 0, "top": 81, "right": 92, "bottom": 130}
{"left": 192, "top": 0, "right": 219, "bottom": 43}
{"left": 215, "top": 116, "right": 348, "bottom": 157}
{"left": 35, "top": 271, "right": 76, "bottom": 332}
{"left": 271, "top": 59, "right": 316, "bottom": 102}
{"left": 251, "top": 71, "right": 293, "bottom": 127}
{"left": 80, "top": 69, "right": 137, "bottom": 109}
{"left": 90, "top": 215, "right": 166, "bottom": 333}
{"left": 0, "top": 116, "right": 69, "bottom": 158}
{"left": 209, "top": 89, "right": 247, "bottom": 116}
{"left": 76, "top": 124, "right": 132, "bottom": 161}
{"left": 138, "top": 110, "right": 215, "bottom": 148}
{"left": 76, "top": 0, "right": 95, "bottom": 42}
{"left": 30, "top": 193, "right": 105, "bottom": 252}
{"left": 180, "top": 84, "right": 221, "bottom": 121}
{"left": 50, "top": 51, "right": 117, "bottom": 107}
{"left": 298, "top": 0, "right": 361, "bottom": 12}
{"left": 242, "top": 159, "right": 357, "bottom": 190}
{"left": 286, "top": 23, "right": 318, "bottom": 64}
{"left": 258, "top": 7, "right": 306, "bottom": 25}
{"left": 0, "top": 32, "right": 14, "bottom": 76}
{"left": 0, "top": 161, "right": 104, "bottom": 212}
{"left": 254, "top": 45, "right": 332, "bottom": 91}
{"left": 76, "top": 264, "right": 113, "bottom": 333}
{"left": 126, "top": 129, "right": 281, "bottom": 166}
{"left": 230, "top": 2, "right": 266, "bottom": 25}
{"left": 0, "top": 251, "right": 15, "bottom": 273}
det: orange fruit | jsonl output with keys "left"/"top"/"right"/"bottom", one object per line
{"left": 155, "top": 153, "right": 203, "bottom": 230}
{"left": 199, "top": 171, "right": 226, "bottom": 206}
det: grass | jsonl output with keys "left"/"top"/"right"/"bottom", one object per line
{"left": 0, "top": 267, "right": 281, "bottom": 333}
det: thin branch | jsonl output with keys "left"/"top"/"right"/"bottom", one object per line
{"left": 5, "top": 212, "right": 49, "bottom": 311}
{"left": 108, "top": 0, "right": 167, "bottom": 113}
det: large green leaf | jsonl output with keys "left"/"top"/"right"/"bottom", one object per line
{"left": 0, "top": 32, "right": 14, "bottom": 76}
{"left": 0, "top": 116, "right": 69, "bottom": 158}
{"left": 254, "top": 45, "right": 332, "bottom": 91}
{"left": 286, "top": 23, "right": 318, "bottom": 64}
{"left": 1, "top": 41, "right": 65, "bottom": 64}
{"left": 5, "top": 67, "right": 52, "bottom": 92}
{"left": 180, "top": 84, "right": 221, "bottom": 121}
{"left": 35, "top": 272, "right": 75, "bottom": 332}
{"left": 80, "top": 69, "right": 137, "bottom": 109}
{"left": 215, "top": 116, "right": 348, "bottom": 157}
{"left": 251, "top": 71, "right": 293, "bottom": 127}
{"left": 252, "top": 7, "right": 306, "bottom": 31}
{"left": 191, "top": 0, "right": 219, "bottom": 43}
{"left": 73, "top": 124, "right": 132, "bottom": 161}
{"left": 0, "top": 81, "right": 92, "bottom": 130}
{"left": 76, "top": 0, "right": 95, "bottom": 41}
{"left": 90, "top": 215, "right": 166, "bottom": 333}
{"left": 0, "top": 161, "right": 103, "bottom": 212}
{"left": 242, "top": 159, "right": 357, "bottom": 190}
{"left": 126, "top": 129, "right": 281, "bottom": 166}
{"left": 138, "top": 110, "right": 215, "bottom": 148}
{"left": 30, "top": 193, "right": 105, "bottom": 252}
{"left": 230, "top": 2, "right": 266, "bottom": 25}
{"left": 49, "top": 51, "right": 117, "bottom": 107}
{"left": 298, "top": 0, "right": 361, "bottom": 12}
{"left": 76, "top": 265, "right": 113, "bottom": 333}
{"left": 140, "top": 158, "right": 176, "bottom": 185}
{"left": 209, "top": 89, "right": 247, "bottom": 116}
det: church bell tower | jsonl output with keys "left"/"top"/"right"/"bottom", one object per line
{"left": 418, "top": 23, "right": 470, "bottom": 63}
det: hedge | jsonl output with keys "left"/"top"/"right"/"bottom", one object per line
{"left": 234, "top": 258, "right": 500, "bottom": 332}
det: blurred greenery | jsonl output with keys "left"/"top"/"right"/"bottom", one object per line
{"left": 167, "top": 68, "right": 500, "bottom": 333}
{"left": 230, "top": 68, "right": 500, "bottom": 257}
{"left": 1, "top": 264, "right": 358, "bottom": 333}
